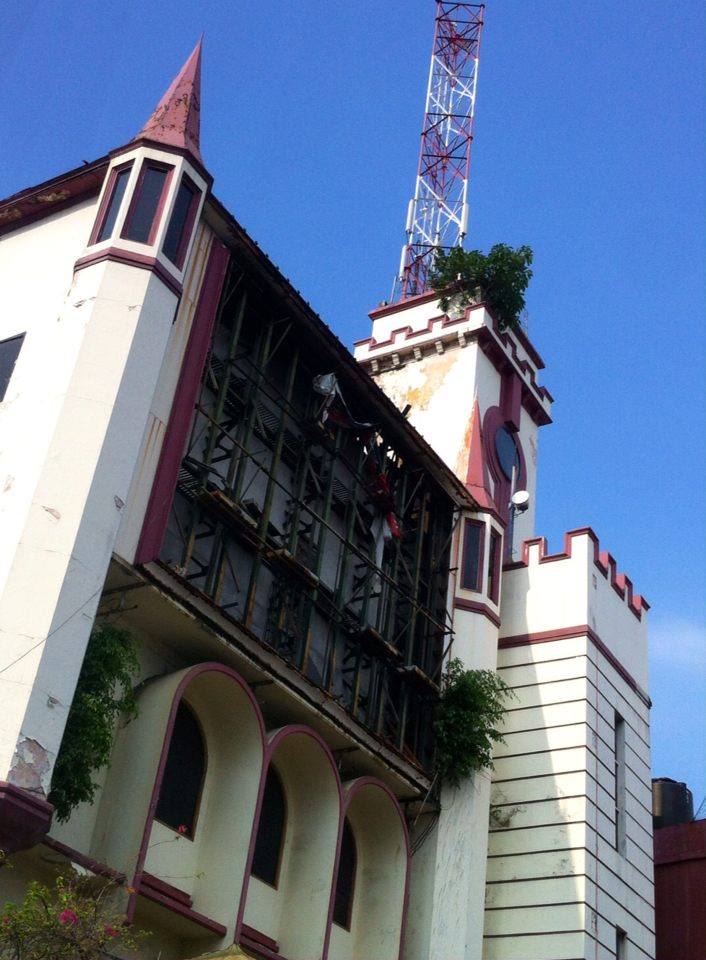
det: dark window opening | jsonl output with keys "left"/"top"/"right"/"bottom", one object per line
{"left": 162, "top": 176, "right": 199, "bottom": 267}
{"left": 616, "top": 927, "right": 627, "bottom": 959}
{"left": 251, "top": 766, "right": 286, "bottom": 887}
{"left": 461, "top": 519, "right": 484, "bottom": 591}
{"left": 333, "top": 818, "right": 357, "bottom": 929}
{"left": 95, "top": 165, "right": 132, "bottom": 244}
{"left": 614, "top": 712, "right": 626, "bottom": 854}
{"left": 122, "top": 163, "right": 171, "bottom": 244}
{"left": 494, "top": 426, "right": 520, "bottom": 482}
{"left": 154, "top": 702, "right": 205, "bottom": 837}
{"left": 487, "top": 528, "right": 502, "bottom": 603}
{"left": 0, "top": 334, "right": 24, "bottom": 402}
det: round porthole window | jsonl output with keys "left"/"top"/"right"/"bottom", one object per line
{"left": 495, "top": 426, "right": 520, "bottom": 481}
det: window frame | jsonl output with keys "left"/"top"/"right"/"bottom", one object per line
{"left": 332, "top": 817, "right": 357, "bottom": 931}
{"left": 616, "top": 926, "right": 627, "bottom": 959}
{"left": 614, "top": 711, "right": 626, "bottom": 854}
{"left": 154, "top": 700, "right": 207, "bottom": 841}
{"left": 460, "top": 518, "right": 485, "bottom": 592}
{"left": 487, "top": 528, "right": 502, "bottom": 603}
{"left": 120, "top": 159, "right": 174, "bottom": 246}
{"left": 251, "top": 765, "right": 288, "bottom": 889}
{"left": 89, "top": 161, "right": 134, "bottom": 246}
{"left": 162, "top": 173, "right": 201, "bottom": 269}
{"left": 0, "top": 333, "right": 25, "bottom": 402}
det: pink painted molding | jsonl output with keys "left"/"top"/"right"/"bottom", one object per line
{"left": 503, "top": 527, "right": 649, "bottom": 621}
{"left": 73, "top": 246, "right": 183, "bottom": 298}
{"left": 453, "top": 596, "right": 501, "bottom": 628}
{"left": 135, "top": 239, "right": 230, "bottom": 564}
{"left": 498, "top": 624, "right": 651, "bottom": 708}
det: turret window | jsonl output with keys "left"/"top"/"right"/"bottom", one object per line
{"left": 0, "top": 334, "right": 25, "bottom": 402}
{"left": 92, "top": 163, "right": 133, "bottom": 244}
{"left": 251, "top": 766, "right": 287, "bottom": 887}
{"left": 332, "top": 818, "right": 357, "bottom": 929}
{"left": 162, "top": 175, "right": 200, "bottom": 268}
{"left": 487, "top": 528, "right": 502, "bottom": 603}
{"left": 122, "top": 161, "right": 172, "bottom": 245}
{"left": 461, "top": 519, "right": 485, "bottom": 591}
{"left": 154, "top": 702, "right": 206, "bottom": 838}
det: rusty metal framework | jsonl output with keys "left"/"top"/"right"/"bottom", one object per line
{"left": 159, "top": 268, "right": 456, "bottom": 769}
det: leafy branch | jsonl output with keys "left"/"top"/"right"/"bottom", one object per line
{"left": 429, "top": 243, "right": 534, "bottom": 331}
{"left": 49, "top": 625, "right": 139, "bottom": 822}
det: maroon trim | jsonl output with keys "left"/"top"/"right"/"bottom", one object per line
{"left": 141, "top": 871, "right": 192, "bottom": 907}
{"left": 365, "top": 289, "right": 439, "bottom": 323}
{"left": 137, "top": 879, "right": 227, "bottom": 936}
{"left": 0, "top": 158, "right": 107, "bottom": 239}
{"left": 73, "top": 247, "right": 183, "bottom": 298}
{"left": 88, "top": 160, "right": 133, "bottom": 246}
{"left": 0, "top": 782, "right": 53, "bottom": 853}
{"left": 42, "top": 835, "right": 125, "bottom": 883}
{"left": 127, "top": 662, "right": 267, "bottom": 928}
{"left": 507, "top": 527, "right": 649, "bottom": 620}
{"left": 242, "top": 924, "right": 279, "bottom": 952}
{"left": 110, "top": 138, "right": 213, "bottom": 190}
{"left": 120, "top": 160, "right": 174, "bottom": 246}
{"left": 341, "top": 778, "right": 411, "bottom": 960}
{"left": 453, "top": 596, "right": 501, "bottom": 628}
{"left": 135, "top": 240, "right": 230, "bottom": 564}
{"left": 240, "top": 938, "right": 283, "bottom": 960}
{"left": 498, "top": 625, "right": 651, "bottom": 707}
{"left": 460, "top": 518, "right": 485, "bottom": 592}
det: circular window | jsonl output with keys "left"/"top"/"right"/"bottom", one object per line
{"left": 495, "top": 427, "right": 520, "bottom": 481}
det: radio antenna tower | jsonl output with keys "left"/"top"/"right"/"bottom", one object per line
{"left": 394, "top": 2, "right": 484, "bottom": 301}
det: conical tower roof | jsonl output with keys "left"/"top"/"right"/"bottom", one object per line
{"left": 136, "top": 39, "right": 203, "bottom": 162}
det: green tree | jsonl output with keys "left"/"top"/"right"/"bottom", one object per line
{"left": 0, "top": 874, "right": 146, "bottom": 960}
{"left": 434, "top": 658, "right": 512, "bottom": 786}
{"left": 49, "top": 625, "right": 139, "bottom": 822}
{"left": 429, "top": 243, "right": 533, "bottom": 331}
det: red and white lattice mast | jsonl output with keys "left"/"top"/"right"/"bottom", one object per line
{"left": 394, "top": 2, "right": 484, "bottom": 301}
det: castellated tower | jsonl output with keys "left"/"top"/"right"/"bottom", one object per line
{"left": 356, "top": 291, "right": 655, "bottom": 960}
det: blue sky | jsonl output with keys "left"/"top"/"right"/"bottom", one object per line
{"left": 2, "top": 1, "right": 704, "bottom": 807}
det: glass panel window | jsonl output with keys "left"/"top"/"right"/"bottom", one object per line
{"left": 487, "top": 528, "right": 502, "bottom": 603}
{"left": 122, "top": 163, "right": 171, "bottom": 244}
{"left": 495, "top": 426, "right": 520, "bottom": 481}
{"left": 251, "top": 766, "right": 287, "bottom": 886}
{"left": 0, "top": 334, "right": 25, "bottom": 401}
{"left": 162, "top": 176, "right": 199, "bottom": 267}
{"left": 461, "top": 519, "right": 484, "bottom": 591}
{"left": 332, "top": 818, "right": 357, "bottom": 928}
{"left": 95, "top": 166, "right": 132, "bottom": 243}
{"left": 154, "top": 702, "right": 205, "bottom": 837}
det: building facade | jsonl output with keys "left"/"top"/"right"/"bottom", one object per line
{"left": 0, "top": 45, "right": 655, "bottom": 960}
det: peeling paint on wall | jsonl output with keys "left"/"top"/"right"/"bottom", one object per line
{"left": 8, "top": 736, "right": 53, "bottom": 797}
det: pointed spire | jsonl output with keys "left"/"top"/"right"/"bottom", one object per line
{"left": 466, "top": 397, "right": 494, "bottom": 510}
{"left": 136, "top": 39, "right": 203, "bottom": 162}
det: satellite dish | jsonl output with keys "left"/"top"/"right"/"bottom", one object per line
{"left": 511, "top": 490, "right": 530, "bottom": 513}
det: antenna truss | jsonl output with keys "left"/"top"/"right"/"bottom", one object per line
{"left": 395, "top": 2, "right": 484, "bottom": 301}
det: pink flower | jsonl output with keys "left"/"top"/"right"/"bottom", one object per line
{"left": 104, "top": 924, "right": 119, "bottom": 938}
{"left": 58, "top": 909, "right": 78, "bottom": 925}
{"left": 177, "top": 824, "right": 189, "bottom": 836}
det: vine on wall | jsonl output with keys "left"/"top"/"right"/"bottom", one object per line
{"left": 49, "top": 625, "right": 140, "bottom": 822}
{"left": 434, "top": 658, "right": 512, "bottom": 787}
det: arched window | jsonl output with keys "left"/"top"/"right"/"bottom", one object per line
{"left": 155, "top": 702, "right": 206, "bottom": 838}
{"left": 333, "top": 818, "right": 357, "bottom": 929}
{"left": 251, "top": 766, "right": 287, "bottom": 886}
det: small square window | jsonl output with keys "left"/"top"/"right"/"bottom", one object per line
{"left": 0, "top": 334, "right": 25, "bottom": 401}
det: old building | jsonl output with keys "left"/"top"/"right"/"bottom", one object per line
{"left": 0, "top": 43, "right": 655, "bottom": 960}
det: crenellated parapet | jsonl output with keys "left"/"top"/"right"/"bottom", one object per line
{"left": 505, "top": 526, "right": 649, "bottom": 621}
